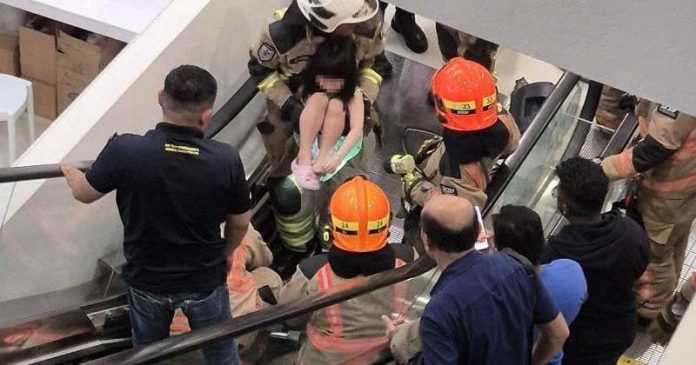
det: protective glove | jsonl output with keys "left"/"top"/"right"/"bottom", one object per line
{"left": 280, "top": 96, "right": 304, "bottom": 126}
{"left": 415, "top": 136, "right": 442, "bottom": 163}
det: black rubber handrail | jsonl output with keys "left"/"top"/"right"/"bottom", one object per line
{"left": 483, "top": 71, "right": 580, "bottom": 216}
{"left": 84, "top": 72, "right": 581, "bottom": 365}
{"left": 84, "top": 258, "right": 436, "bottom": 365}
{"left": 559, "top": 80, "right": 603, "bottom": 161}
{"left": 0, "top": 77, "right": 259, "bottom": 184}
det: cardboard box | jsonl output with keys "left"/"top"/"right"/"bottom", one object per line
{"left": 57, "top": 31, "right": 123, "bottom": 78}
{"left": 23, "top": 76, "right": 57, "bottom": 120}
{"left": 56, "top": 61, "right": 91, "bottom": 113}
{"left": 19, "top": 24, "right": 57, "bottom": 85}
{"left": 56, "top": 31, "right": 124, "bottom": 113}
{"left": 0, "top": 33, "right": 19, "bottom": 76}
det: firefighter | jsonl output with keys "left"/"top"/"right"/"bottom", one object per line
{"left": 601, "top": 101, "right": 696, "bottom": 319}
{"left": 247, "top": 0, "right": 389, "bottom": 262}
{"left": 171, "top": 226, "right": 282, "bottom": 363}
{"left": 594, "top": 86, "right": 639, "bottom": 131}
{"left": 435, "top": 23, "right": 499, "bottom": 70}
{"left": 278, "top": 176, "right": 416, "bottom": 365}
{"left": 387, "top": 58, "right": 520, "bottom": 252}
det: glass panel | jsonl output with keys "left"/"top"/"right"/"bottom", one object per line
{"left": 486, "top": 81, "right": 588, "bottom": 228}
{"left": 0, "top": 177, "right": 124, "bottom": 325}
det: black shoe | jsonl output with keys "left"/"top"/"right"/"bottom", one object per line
{"left": 391, "top": 11, "right": 428, "bottom": 54}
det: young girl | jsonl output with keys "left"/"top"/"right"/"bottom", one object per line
{"left": 291, "top": 36, "right": 364, "bottom": 190}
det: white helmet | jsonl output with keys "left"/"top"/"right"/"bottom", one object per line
{"left": 297, "top": 0, "right": 379, "bottom": 33}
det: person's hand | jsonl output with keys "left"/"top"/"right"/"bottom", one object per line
{"left": 382, "top": 314, "right": 406, "bottom": 341}
{"left": 60, "top": 163, "right": 75, "bottom": 177}
{"left": 322, "top": 154, "right": 342, "bottom": 174}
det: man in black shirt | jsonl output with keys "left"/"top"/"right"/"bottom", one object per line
{"left": 541, "top": 157, "right": 649, "bottom": 365}
{"left": 62, "top": 65, "right": 250, "bottom": 364}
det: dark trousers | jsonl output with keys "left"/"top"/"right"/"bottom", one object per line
{"left": 127, "top": 285, "right": 240, "bottom": 365}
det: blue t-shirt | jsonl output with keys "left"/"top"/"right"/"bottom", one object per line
{"left": 539, "top": 259, "right": 588, "bottom": 365}
{"left": 418, "top": 251, "right": 560, "bottom": 365}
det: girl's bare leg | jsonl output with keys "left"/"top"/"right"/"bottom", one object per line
{"left": 297, "top": 93, "right": 329, "bottom": 166}
{"left": 315, "top": 98, "right": 346, "bottom": 174}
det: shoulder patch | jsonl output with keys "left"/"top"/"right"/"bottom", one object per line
{"left": 258, "top": 42, "right": 277, "bottom": 62}
{"left": 657, "top": 104, "right": 679, "bottom": 120}
{"left": 441, "top": 184, "right": 457, "bottom": 196}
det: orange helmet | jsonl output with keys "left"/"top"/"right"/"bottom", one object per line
{"left": 431, "top": 57, "right": 498, "bottom": 132}
{"left": 329, "top": 176, "right": 390, "bottom": 253}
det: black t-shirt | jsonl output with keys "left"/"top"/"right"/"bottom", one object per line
{"left": 86, "top": 123, "right": 251, "bottom": 294}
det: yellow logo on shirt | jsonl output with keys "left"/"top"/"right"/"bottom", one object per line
{"left": 164, "top": 143, "right": 200, "bottom": 156}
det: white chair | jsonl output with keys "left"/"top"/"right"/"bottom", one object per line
{"left": 0, "top": 74, "right": 36, "bottom": 165}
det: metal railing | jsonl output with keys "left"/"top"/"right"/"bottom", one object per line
{"left": 0, "top": 77, "right": 259, "bottom": 184}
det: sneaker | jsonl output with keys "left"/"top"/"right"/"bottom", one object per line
{"left": 291, "top": 159, "right": 320, "bottom": 190}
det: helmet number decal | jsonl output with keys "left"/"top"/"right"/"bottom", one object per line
{"left": 482, "top": 94, "right": 496, "bottom": 111}
{"left": 443, "top": 99, "right": 476, "bottom": 115}
{"left": 258, "top": 43, "right": 277, "bottom": 62}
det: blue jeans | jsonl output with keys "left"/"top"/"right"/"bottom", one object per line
{"left": 127, "top": 284, "right": 240, "bottom": 365}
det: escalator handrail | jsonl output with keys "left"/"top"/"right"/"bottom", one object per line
{"left": 84, "top": 72, "right": 581, "bottom": 365}
{"left": 0, "top": 77, "right": 259, "bottom": 184}
{"left": 84, "top": 258, "right": 436, "bottom": 365}
{"left": 483, "top": 71, "right": 580, "bottom": 216}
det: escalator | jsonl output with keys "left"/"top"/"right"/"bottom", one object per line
{"left": 0, "top": 52, "right": 625, "bottom": 364}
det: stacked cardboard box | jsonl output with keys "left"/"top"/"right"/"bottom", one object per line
{"left": 19, "top": 18, "right": 59, "bottom": 120}
{"left": 56, "top": 31, "right": 123, "bottom": 113}
{"left": 18, "top": 17, "right": 124, "bottom": 120}
{"left": 0, "top": 33, "right": 19, "bottom": 76}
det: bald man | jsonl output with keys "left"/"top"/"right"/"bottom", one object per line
{"left": 386, "top": 196, "right": 569, "bottom": 365}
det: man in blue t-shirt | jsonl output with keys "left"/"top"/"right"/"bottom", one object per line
{"left": 493, "top": 205, "right": 588, "bottom": 365}
{"left": 405, "top": 195, "right": 569, "bottom": 365}
{"left": 62, "top": 65, "right": 250, "bottom": 364}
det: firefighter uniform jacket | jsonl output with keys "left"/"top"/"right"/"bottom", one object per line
{"left": 602, "top": 100, "right": 696, "bottom": 318}
{"left": 170, "top": 227, "right": 281, "bottom": 354}
{"left": 409, "top": 110, "right": 520, "bottom": 208}
{"left": 279, "top": 244, "right": 416, "bottom": 365}
{"left": 248, "top": 2, "right": 385, "bottom": 109}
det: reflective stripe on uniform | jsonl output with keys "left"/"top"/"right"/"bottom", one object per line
{"left": 641, "top": 172, "right": 696, "bottom": 193}
{"left": 360, "top": 68, "right": 383, "bottom": 86}
{"left": 228, "top": 245, "right": 257, "bottom": 295}
{"left": 671, "top": 128, "right": 696, "bottom": 161}
{"left": 273, "top": 8, "right": 287, "bottom": 19}
{"left": 392, "top": 259, "right": 407, "bottom": 313}
{"left": 614, "top": 148, "right": 637, "bottom": 177}
{"left": 462, "top": 162, "right": 487, "bottom": 190}
{"left": 317, "top": 264, "right": 344, "bottom": 337}
{"left": 308, "top": 259, "right": 407, "bottom": 354}
{"left": 257, "top": 72, "right": 283, "bottom": 93}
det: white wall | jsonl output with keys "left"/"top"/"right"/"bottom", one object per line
{"left": 386, "top": 0, "right": 696, "bottom": 116}
{"left": 0, "top": 4, "right": 25, "bottom": 34}
{"left": 0, "top": 0, "right": 284, "bottom": 302}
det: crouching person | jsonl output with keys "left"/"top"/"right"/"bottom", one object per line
{"left": 279, "top": 176, "right": 416, "bottom": 365}
{"left": 171, "top": 226, "right": 282, "bottom": 363}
